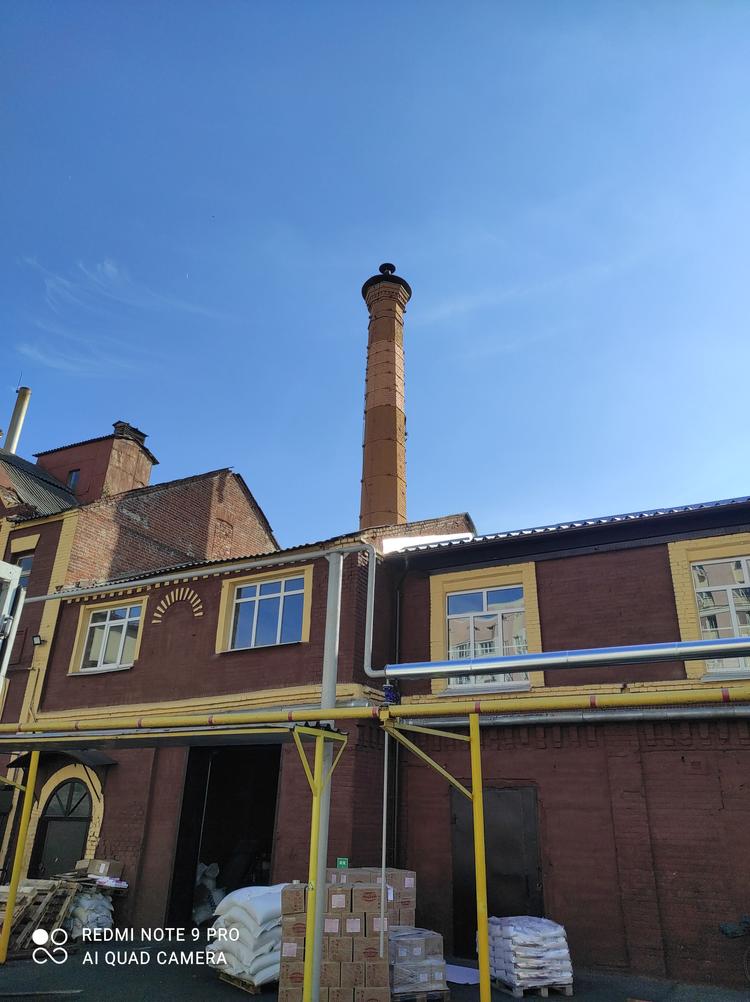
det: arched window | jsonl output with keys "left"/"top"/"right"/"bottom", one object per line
{"left": 30, "top": 780, "right": 92, "bottom": 878}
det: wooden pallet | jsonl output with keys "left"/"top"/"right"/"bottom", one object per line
{"left": 9, "top": 880, "right": 78, "bottom": 952}
{"left": 218, "top": 971, "right": 276, "bottom": 995}
{"left": 491, "top": 980, "right": 573, "bottom": 999}
{"left": 392, "top": 990, "right": 450, "bottom": 1002}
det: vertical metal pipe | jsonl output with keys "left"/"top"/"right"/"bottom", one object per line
{"left": 303, "top": 734, "right": 325, "bottom": 1002}
{"left": 469, "top": 715, "right": 491, "bottom": 1002}
{"left": 311, "top": 552, "right": 344, "bottom": 1000}
{"left": 378, "top": 730, "right": 389, "bottom": 957}
{"left": 0, "top": 749, "right": 39, "bottom": 964}
{"left": 3, "top": 388, "right": 31, "bottom": 455}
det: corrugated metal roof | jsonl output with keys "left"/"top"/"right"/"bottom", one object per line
{"left": 396, "top": 496, "right": 750, "bottom": 554}
{"left": 0, "top": 452, "right": 78, "bottom": 516}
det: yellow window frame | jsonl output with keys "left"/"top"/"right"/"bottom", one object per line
{"left": 669, "top": 532, "right": 750, "bottom": 681}
{"left": 215, "top": 563, "right": 314, "bottom": 654}
{"left": 68, "top": 595, "right": 149, "bottom": 675}
{"left": 429, "top": 562, "right": 544, "bottom": 695}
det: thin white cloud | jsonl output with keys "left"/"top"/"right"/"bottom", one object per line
{"left": 22, "top": 256, "right": 226, "bottom": 320}
{"left": 16, "top": 341, "right": 138, "bottom": 376}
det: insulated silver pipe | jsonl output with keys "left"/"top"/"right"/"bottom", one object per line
{"left": 3, "top": 387, "right": 31, "bottom": 455}
{"left": 385, "top": 636, "right": 750, "bottom": 680}
{"left": 399, "top": 703, "right": 750, "bottom": 729}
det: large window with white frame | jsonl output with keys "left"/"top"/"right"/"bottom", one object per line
{"left": 81, "top": 604, "right": 142, "bottom": 672}
{"left": 446, "top": 584, "right": 529, "bottom": 689}
{"left": 230, "top": 575, "right": 305, "bottom": 650}
{"left": 691, "top": 556, "right": 750, "bottom": 675}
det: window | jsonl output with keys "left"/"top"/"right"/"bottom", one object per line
{"left": 80, "top": 604, "right": 142, "bottom": 671}
{"left": 691, "top": 556, "right": 750, "bottom": 675}
{"left": 230, "top": 576, "right": 305, "bottom": 650}
{"left": 15, "top": 553, "right": 33, "bottom": 590}
{"left": 66, "top": 469, "right": 80, "bottom": 491}
{"left": 446, "top": 584, "right": 529, "bottom": 689}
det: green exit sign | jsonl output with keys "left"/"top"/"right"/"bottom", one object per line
{"left": 336, "top": 857, "right": 349, "bottom": 868}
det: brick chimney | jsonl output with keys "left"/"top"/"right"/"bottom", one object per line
{"left": 359, "top": 263, "right": 412, "bottom": 530}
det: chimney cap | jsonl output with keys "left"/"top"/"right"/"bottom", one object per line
{"left": 361, "top": 263, "right": 412, "bottom": 301}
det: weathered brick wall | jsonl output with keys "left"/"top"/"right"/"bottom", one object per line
{"left": 397, "top": 718, "right": 750, "bottom": 989}
{"left": 272, "top": 722, "right": 386, "bottom": 882}
{"left": 64, "top": 471, "right": 276, "bottom": 586}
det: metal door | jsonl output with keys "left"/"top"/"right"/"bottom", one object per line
{"left": 451, "top": 785, "right": 543, "bottom": 957}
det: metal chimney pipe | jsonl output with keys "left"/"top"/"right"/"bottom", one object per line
{"left": 3, "top": 387, "right": 31, "bottom": 455}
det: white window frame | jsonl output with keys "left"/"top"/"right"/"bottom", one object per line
{"left": 445, "top": 584, "right": 530, "bottom": 692}
{"left": 80, "top": 604, "right": 142, "bottom": 673}
{"left": 230, "top": 575, "right": 305, "bottom": 651}
{"left": 691, "top": 555, "right": 750, "bottom": 678}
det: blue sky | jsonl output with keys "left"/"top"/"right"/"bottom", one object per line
{"left": 3, "top": 2, "right": 750, "bottom": 547}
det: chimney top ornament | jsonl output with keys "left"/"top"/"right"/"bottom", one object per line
{"left": 379, "top": 263, "right": 396, "bottom": 275}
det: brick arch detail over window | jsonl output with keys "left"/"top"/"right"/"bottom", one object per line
{"left": 151, "top": 586, "right": 204, "bottom": 625}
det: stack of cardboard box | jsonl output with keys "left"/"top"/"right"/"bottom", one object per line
{"left": 326, "top": 867, "right": 417, "bottom": 928}
{"left": 279, "top": 878, "right": 393, "bottom": 1002}
{"left": 388, "top": 927, "right": 447, "bottom": 995}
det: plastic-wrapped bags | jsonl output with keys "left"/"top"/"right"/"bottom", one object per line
{"left": 209, "top": 884, "right": 287, "bottom": 986}
{"left": 65, "top": 889, "right": 114, "bottom": 940}
{"left": 483, "top": 916, "right": 573, "bottom": 990}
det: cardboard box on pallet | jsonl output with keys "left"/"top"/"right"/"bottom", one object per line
{"left": 321, "top": 961, "right": 342, "bottom": 988}
{"left": 330, "top": 990, "right": 353, "bottom": 1002}
{"left": 324, "top": 913, "right": 343, "bottom": 936}
{"left": 391, "top": 957, "right": 447, "bottom": 994}
{"left": 280, "top": 961, "right": 305, "bottom": 987}
{"left": 340, "top": 961, "right": 365, "bottom": 988}
{"left": 281, "top": 936, "right": 305, "bottom": 961}
{"left": 365, "top": 914, "right": 389, "bottom": 936}
{"left": 327, "top": 885, "right": 353, "bottom": 912}
{"left": 282, "top": 913, "right": 308, "bottom": 938}
{"left": 385, "top": 869, "right": 416, "bottom": 892}
{"left": 282, "top": 884, "right": 307, "bottom": 915}
{"left": 395, "top": 890, "right": 416, "bottom": 911}
{"left": 328, "top": 936, "right": 353, "bottom": 962}
{"left": 351, "top": 884, "right": 381, "bottom": 913}
{"left": 279, "top": 989, "right": 303, "bottom": 1002}
{"left": 398, "top": 908, "right": 415, "bottom": 927}
{"left": 342, "top": 912, "right": 366, "bottom": 936}
{"left": 355, "top": 989, "right": 391, "bottom": 1002}
{"left": 353, "top": 936, "right": 384, "bottom": 962}
{"left": 365, "top": 961, "right": 390, "bottom": 987}
{"left": 320, "top": 991, "right": 329, "bottom": 1002}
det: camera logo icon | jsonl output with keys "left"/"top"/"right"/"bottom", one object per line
{"left": 31, "top": 928, "right": 69, "bottom": 964}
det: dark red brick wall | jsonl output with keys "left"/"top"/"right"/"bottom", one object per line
{"left": 397, "top": 718, "right": 750, "bottom": 989}
{"left": 536, "top": 546, "right": 686, "bottom": 685}
{"left": 272, "top": 723, "right": 386, "bottom": 882}
{"left": 65, "top": 471, "right": 276, "bottom": 588}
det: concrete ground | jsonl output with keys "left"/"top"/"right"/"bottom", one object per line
{"left": 0, "top": 945, "right": 748, "bottom": 1002}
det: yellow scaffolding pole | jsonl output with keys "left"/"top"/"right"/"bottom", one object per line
{"left": 291, "top": 728, "right": 348, "bottom": 1002}
{"left": 0, "top": 750, "right": 39, "bottom": 964}
{"left": 469, "top": 714, "right": 491, "bottom": 1002}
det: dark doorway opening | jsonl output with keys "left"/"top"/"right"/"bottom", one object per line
{"left": 451, "top": 785, "right": 543, "bottom": 957}
{"left": 168, "top": 745, "right": 281, "bottom": 927}
{"left": 29, "top": 780, "right": 92, "bottom": 878}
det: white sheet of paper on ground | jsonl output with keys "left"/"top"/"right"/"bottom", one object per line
{"left": 445, "top": 964, "right": 480, "bottom": 984}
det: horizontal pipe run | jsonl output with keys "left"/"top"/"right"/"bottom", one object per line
{"left": 385, "top": 637, "right": 750, "bottom": 680}
{"left": 385, "top": 684, "right": 750, "bottom": 718}
{"left": 399, "top": 704, "right": 750, "bottom": 729}
{"left": 1, "top": 683, "right": 749, "bottom": 740}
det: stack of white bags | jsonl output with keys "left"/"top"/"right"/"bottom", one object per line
{"left": 486, "top": 916, "right": 572, "bottom": 991}
{"left": 65, "top": 889, "right": 114, "bottom": 939}
{"left": 209, "top": 883, "right": 286, "bottom": 986}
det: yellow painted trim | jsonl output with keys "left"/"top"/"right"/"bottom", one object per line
{"left": 668, "top": 533, "right": 750, "bottom": 680}
{"left": 20, "top": 510, "right": 79, "bottom": 723}
{"left": 21, "top": 763, "right": 103, "bottom": 880}
{"left": 28, "top": 682, "right": 380, "bottom": 724}
{"left": 428, "top": 563, "right": 544, "bottom": 695}
{"left": 9, "top": 534, "right": 40, "bottom": 554}
{"left": 215, "top": 563, "right": 314, "bottom": 654}
{"left": 67, "top": 595, "right": 149, "bottom": 675}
